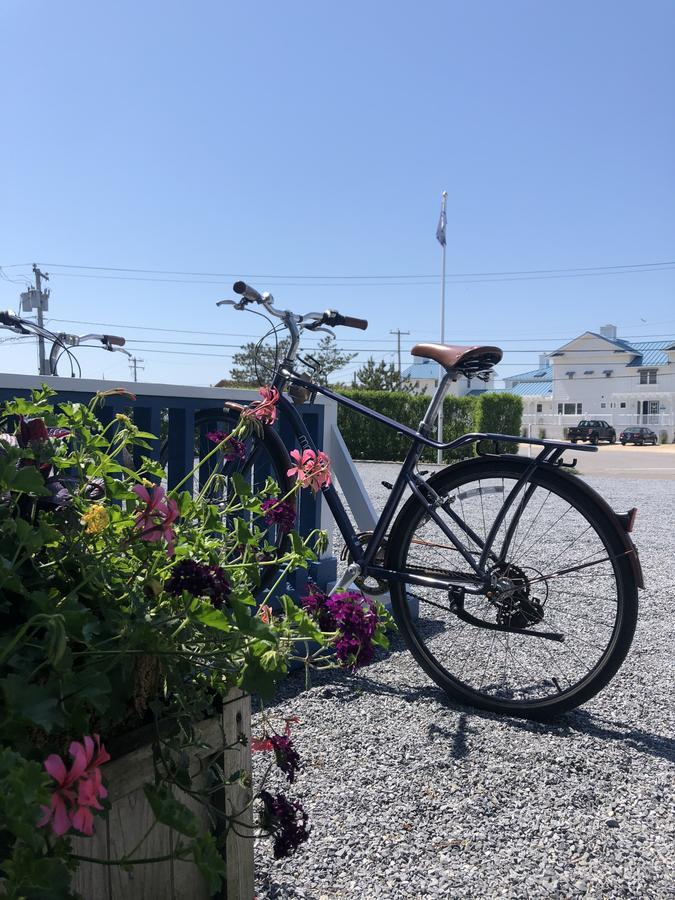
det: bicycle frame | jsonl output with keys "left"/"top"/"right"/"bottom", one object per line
{"left": 270, "top": 367, "right": 598, "bottom": 596}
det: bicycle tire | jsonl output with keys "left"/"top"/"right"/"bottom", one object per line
{"left": 385, "top": 456, "right": 638, "bottom": 718}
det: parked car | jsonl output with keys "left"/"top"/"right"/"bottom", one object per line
{"left": 567, "top": 420, "right": 616, "bottom": 445}
{"left": 619, "top": 426, "right": 658, "bottom": 446}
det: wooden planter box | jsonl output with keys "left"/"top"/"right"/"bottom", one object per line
{"left": 70, "top": 690, "right": 253, "bottom": 900}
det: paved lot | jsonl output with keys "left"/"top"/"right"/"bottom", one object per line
{"left": 520, "top": 443, "right": 675, "bottom": 480}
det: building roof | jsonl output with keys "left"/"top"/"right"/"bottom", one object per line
{"left": 506, "top": 365, "right": 552, "bottom": 382}
{"left": 625, "top": 340, "right": 675, "bottom": 368}
{"left": 402, "top": 359, "right": 439, "bottom": 380}
{"left": 586, "top": 332, "right": 638, "bottom": 352}
{"left": 509, "top": 337, "right": 674, "bottom": 382}
{"left": 507, "top": 381, "right": 553, "bottom": 397}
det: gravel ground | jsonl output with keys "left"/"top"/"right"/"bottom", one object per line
{"left": 253, "top": 464, "right": 675, "bottom": 900}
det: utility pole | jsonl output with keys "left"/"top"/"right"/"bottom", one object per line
{"left": 389, "top": 329, "right": 410, "bottom": 385}
{"left": 129, "top": 356, "right": 145, "bottom": 382}
{"left": 32, "top": 264, "right": 50, "bottom": 376}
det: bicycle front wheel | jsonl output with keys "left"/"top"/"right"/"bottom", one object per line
{"left": 386, "top": 456, "right": 638, "bottom": 718}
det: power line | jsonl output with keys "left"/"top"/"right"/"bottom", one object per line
{"left": 18, "top": 258, "right": 675, "bottom": 278}
{"left": 45, "top": 317, "right": 675, "bottom": 345}
{"left": 14, "top": 265, "right": 675, "bottom": 288}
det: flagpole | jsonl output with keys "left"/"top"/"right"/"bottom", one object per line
{"left": 437, "top": 190, "right": 448, "bottom": 465}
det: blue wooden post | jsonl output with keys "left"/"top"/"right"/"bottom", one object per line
{"left": 197, "top": 409, "right": 221, "bottom": 493}
{"left": 168, "top": 407, "right": 195, "bottom": 494}
{"left": 132, "top": 404, "right": 162, "bottom": 469}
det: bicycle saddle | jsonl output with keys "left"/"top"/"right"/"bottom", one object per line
{"left": 411, "top": 343, "right": 502, "bottom": 372}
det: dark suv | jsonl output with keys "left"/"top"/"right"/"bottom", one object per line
{"left": 619, "top": 426, "right": 658, "bottom": 446}
{"left": 567, "top": 420, "right": 617, "bottom": 445}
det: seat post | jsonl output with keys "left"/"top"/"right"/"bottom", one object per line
{"left": 419, "top": 371, "right": 454, "bottom": 438}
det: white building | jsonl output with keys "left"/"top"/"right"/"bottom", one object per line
{"left": 506, "top": 325, "right": 675, "bottom": 441}
{"left": 403, "top": 356, "right": 496, "bottom": 397}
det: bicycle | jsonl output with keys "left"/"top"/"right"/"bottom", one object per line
{"left": 212, "top": 281, "right": 644, "bottom": 719}
{"left": 0, "top": 310, "right": 130, "bottom": 377}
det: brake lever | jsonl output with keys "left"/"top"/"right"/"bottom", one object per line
{"left": 312, "top": 326, "right": 335, "bottom": 337}
{"left": 216, "top": 299, "right": 237, "bottom": 307}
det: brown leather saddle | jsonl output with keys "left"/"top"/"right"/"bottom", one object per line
{"left": 412, "top": 342, "right": 502, "bottom": 373}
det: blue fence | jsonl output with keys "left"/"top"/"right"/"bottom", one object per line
{"left": 0, "top": 374, "right": 338, "bottom": 590}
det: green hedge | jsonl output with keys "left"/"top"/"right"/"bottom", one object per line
{"left": 336, "top": 389, "right": 523, "bottom": 462}
{"left": 474, "top": 392, "right": 523, "bottom": 454}
{"left": 337, "top": 390, "right": 478, "bottom": 462}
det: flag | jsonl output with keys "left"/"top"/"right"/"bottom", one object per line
{"left": 436, "top": 201, "right": 446, "bottom": 247}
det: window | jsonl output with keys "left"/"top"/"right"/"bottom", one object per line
{"left": 577, "top": 403, "right": 582, "bottom": 415}
{"left": 562, "top": 403, "right": 577, "bottom": 415}
{"left": 566, "top": 371, "right": 575, "bottom": 379}
{"left": 536, "top": 403, "right": 542, "bottom": 413}
{"left": 620, "top": 402, "right": 626, "bottom": 409}
{"left": 639, "top": 370, "right": 657, "bottom": 385}
{"left": 600, "top": 402, "right": 606, "bottom": 409}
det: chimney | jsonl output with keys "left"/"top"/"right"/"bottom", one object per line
{"left": 600, "top": 324, "right": 617, "bottom": 340}
{"left": 538, "top": 353, "right": 548, "bottom": 369}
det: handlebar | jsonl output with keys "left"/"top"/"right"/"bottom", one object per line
{"left": 232, "top": 281, "right": 264, "bottom": 304}
{"left": 222, "top": 282, "right": 368, "bottom": 332}
{"left": 102, "top": 335, "right": 126, "bottom": 347}
{"left": 0, "top": 311, "right": 131, "bottom": 376}
{"left": 323, "top": 310, "right": 368, "bottom": 331}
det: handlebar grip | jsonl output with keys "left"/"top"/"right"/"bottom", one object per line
{"left": 103, "top": 335, "right": 126, "bottom": 347}
{"left": 232, "top": 281, "right": 264, "bottom": 303}
{"left": 342, "top": 315, "right": 368, "bottom": 331}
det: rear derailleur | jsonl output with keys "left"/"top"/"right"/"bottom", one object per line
{"left": 447, "top": 586, "right": 564, "bottom": 643}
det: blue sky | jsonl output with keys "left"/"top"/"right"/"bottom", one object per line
{"left": 1, "top": 0, "right": 673, "bottom": 386}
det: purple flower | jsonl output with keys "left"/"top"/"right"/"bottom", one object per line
{"left": 270, "top": 735, "right": 302, "bottom": 783}
{"left": 259, "top": 791, "right": 310, "bottom": 859}
{"left": 165, "top": 559, "right": 231, "bottom": 609}
{"left": 261, "top": 498, "right": 296, "bottom": 532}
{"left": 207, "top": 432, "right": 247, "bottom": 461}
{"left": 301, "top": 586, "right": 378, "bottom": 670}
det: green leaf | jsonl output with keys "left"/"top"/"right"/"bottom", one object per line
{"left": 143, "top": 783, "right": 200, "bottom": 837}
{"left": 0, "top": 748, "right": 51, "bottom": 850}
{"left": 196, "top": 606, "right": 232, "bottom": 633}
{"left": 10, "top": 467, "right": 50, "bottom": 496}
{"left": 1, "top": 676, "right": 63, "bottom": 732}
{"left": 230, "top": 472, "right": 251, "bottom": 498}
{"left": 191, "top": 833, "right": 226, "bottom": 892}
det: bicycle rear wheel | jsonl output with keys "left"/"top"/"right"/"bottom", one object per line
{"left": 386, "top": 456, "right": 639, "bottom": 718}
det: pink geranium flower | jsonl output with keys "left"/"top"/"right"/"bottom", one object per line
{"left": 287, "top": 449, "right": 331, "bottom": 493}
{"left": 133, "top": 484, "right": 179, "bottom": 555}
{"left": 38, "top": 735, "right": 110, "bottom": 837}
{"left": 242, "top": 385, "right": 280, "bottom": 425}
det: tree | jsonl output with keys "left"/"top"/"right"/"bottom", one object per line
{"left": 228, "top": 335, "right": 356, "bottom": 386}
{"left": 353, "top": 357, "right": 417, "bottom": 393}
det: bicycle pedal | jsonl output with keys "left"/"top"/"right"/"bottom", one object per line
{"left": 381, "top": 481, "right": 393, "bottom": 490}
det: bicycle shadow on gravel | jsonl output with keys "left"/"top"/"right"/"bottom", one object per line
{"left": 382, "top": 678, "right": 674, "bottom": 765}
{"left": 256, "top": 629, "right": 674, "bottom": 766}
{"left": 502, "top": 708, "right": 675, "bottom": 765}
{"left": 303, "top": 666, "right": 675, "bottom": 767}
